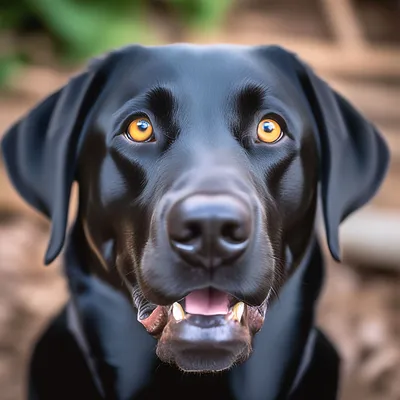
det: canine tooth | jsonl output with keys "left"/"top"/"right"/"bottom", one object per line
{"left": 232, "top": 302, "right": 245, "bottom": 322}
{"left": 172, "top": 302, "right": 185, "bottom": 321}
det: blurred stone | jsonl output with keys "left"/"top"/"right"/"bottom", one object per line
{"left": 340, "top": 207, "right": 400, "bottom": 271}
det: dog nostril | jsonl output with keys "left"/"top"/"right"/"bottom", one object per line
{"left": 176, "top": 222, "right": 202, "bottom": 244}
{"left": 220, "top": 222, "right": 248, "bottom": 244}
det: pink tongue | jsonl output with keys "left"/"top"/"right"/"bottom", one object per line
{"left": 185, "top": 289, "right": 229, "bottom": 315}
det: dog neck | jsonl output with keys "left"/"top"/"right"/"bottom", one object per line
{"left": 61, "top": 223, "right": 329, "bottom": 399}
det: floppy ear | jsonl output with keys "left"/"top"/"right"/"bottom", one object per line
{"left": 292, "top": 56, "right": 390, "bottom": 261}
{"left": 1, "top": 61, "right": 111, "bottom": 265}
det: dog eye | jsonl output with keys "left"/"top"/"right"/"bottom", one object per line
{"left": 126, "top": 117, "right": 154, "bottom": 142}
{"left": 257, "top": 119, "right": 283, "bottom": 144}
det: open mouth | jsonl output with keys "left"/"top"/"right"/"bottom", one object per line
{"left": 138, "top": 288, "right": 266, "bottom": 337}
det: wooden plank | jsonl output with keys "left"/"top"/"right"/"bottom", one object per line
{"left": 196, "top": 30, "right": 400, "bottom": 78}
{"left": 320, "top": 0, "right": 368, "bottom": 50}
{"left": 325, "top": 78, "right": 400, "bottom": 124}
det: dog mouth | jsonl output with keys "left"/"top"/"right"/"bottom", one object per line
{"left": 138, "top": 288, "right": 266, "bottom": 338}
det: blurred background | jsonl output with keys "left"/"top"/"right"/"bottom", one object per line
{"left": 0, "top": 0, "right": 399, "bottom": 399}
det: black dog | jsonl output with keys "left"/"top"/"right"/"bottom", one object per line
{"left": 2, "top": 44, "right": 389, "bottom": 400}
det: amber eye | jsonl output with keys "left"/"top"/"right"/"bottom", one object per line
{"left": 257, "top": 118, "right": 283, "bottom": 143}
{"left": 126, "top": 117, "right": 154, "bottom": 142}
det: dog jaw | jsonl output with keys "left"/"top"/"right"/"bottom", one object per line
{"left": 137, "top": 289, "right": 267, "bottom": 372}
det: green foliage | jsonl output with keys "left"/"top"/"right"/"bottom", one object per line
{"left": 0, "top": 53, "right": 25, "bottom": 89}
{"left": 0, "top": 0, "right": 234, "bottom": 87}
{"left": 23, "top": 0, "right": 154, "bottom": 61}
{"left": 169, "top": 0, "right": 232, "bottom": 29}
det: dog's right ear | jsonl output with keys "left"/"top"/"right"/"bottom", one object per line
{"left": 1, "top": 55, "right": 115, "bottom": 265}
{"left": 257, "top": 46, "right": 390, "bottom": 261}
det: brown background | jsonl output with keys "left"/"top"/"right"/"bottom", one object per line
{"left": 1, "top": 1, "right": 399, "bottom": 399}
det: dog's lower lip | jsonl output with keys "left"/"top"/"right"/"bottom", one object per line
{"left": 137, "top": 305, "right": 166, "bottom": 336}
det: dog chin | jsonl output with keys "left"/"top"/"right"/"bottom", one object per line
{"left": 156, "top": 313, "right": 253, "bottom": 372}
{"left": 138, "top": 289, "right": 266, "bottom": 372}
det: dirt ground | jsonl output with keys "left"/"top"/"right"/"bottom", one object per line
{"left": 1, "top": 4, "right": 400, "bottom": 399}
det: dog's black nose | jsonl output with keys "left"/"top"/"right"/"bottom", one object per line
{"left": 167, "top": 195, "right": 252, "bottom": 268}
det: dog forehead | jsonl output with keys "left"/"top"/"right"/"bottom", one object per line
{"left": 106, "top": 44, "right": 289, "bottom": 100}
{"left": 122, "top": 43, "right": 259, "bottom": 73}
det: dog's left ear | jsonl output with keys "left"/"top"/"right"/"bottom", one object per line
{"left": 292, "top": 52, "right": 390, "bottom": 261}
{"left": 264, "top": 46, "right": 390, "bottom": 261}
{"left": 1, "top": 55, "right": 115, "bottom": 265}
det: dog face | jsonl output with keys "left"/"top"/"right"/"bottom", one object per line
{"left": 1, "top": 44, "right": 389, "bottom": 373}
{"left": 76, "top": 45, "right": 320, "bottom": 370}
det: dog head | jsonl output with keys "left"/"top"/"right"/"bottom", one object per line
{"left": 1, "top": 44, "right": 389, "bottom": 372}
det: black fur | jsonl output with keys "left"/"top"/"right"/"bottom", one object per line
{"left": 2, "top": 44, "right": 389, "bottom": 399}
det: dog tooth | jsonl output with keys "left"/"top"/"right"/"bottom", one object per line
{"left": 232, "top": 302, "right": 245, "bottom": 323}
{"left": 172, "top": 302, "right": 185, "bottom": 321}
